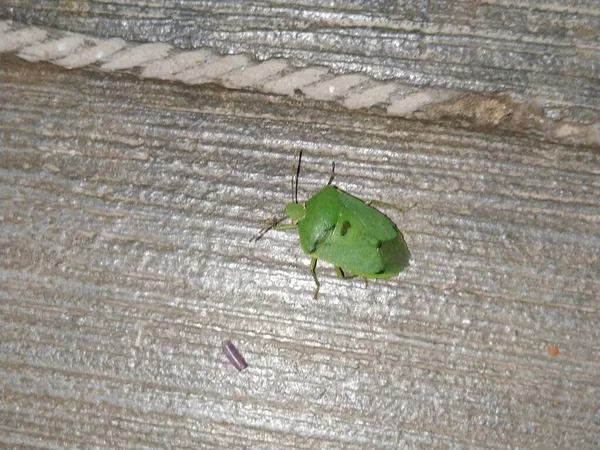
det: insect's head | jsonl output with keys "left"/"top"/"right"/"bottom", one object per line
{"left": 285, "top": 202, "right": 305, "bottom": 221}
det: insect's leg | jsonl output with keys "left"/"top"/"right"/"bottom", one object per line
{"left": 273, "top": 223, "right": 297, "bottom": 231}
{"left": 327, "top": 161, "right": 335, "bottom": 185}
{"left": 310, "top": 257, "right": 320, "bottom": 299}
{"left": 251, "top": 216, "right": 289, "bottom": 242}
{"left": 251, "top": 218, "right": 277, "bottom": 242}
{"left": 334, "top": 266, "right": 355, "bottom": 280}
{"left": 365, "top": 199, "right": 417, "bottom": 214}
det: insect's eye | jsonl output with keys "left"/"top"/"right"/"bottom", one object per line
{"left": 340, "top": 221, "right": 351, "bottom": 236}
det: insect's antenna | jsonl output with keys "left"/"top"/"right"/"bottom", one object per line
{"left": 293, "top": 150, "right": 303, "bottom": 203}
{"left": 327, "top": 161, "right": 335, "bottom": 185}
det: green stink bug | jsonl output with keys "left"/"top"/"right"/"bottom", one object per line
{"left": 256, "top": 151, "right": 410, "bottom": 299}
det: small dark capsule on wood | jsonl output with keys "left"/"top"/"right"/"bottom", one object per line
{"left": 222, "top": 340, "right": 248, "bottom": 371}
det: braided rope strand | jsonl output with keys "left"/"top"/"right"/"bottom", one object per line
{"left": 1, "top": 20, "right": 597, "bottom": 146}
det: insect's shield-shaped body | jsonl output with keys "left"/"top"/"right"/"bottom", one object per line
{"left": 289, "top": 185, "right": 410, "bottom": 280}
{"left": 255, "top": 151, "right": 410, "bottom": 298}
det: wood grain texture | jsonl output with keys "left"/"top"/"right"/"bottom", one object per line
{"left": 1, "top": 55, "right": 599, "bottom": 449}
{"left": 1, "top": 0, "right": 599, "bottom": 122}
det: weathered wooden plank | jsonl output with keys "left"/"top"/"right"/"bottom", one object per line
{"left": 1, "top": 0, "right": 598, "bottom": 119}
{"left": 1, "top": 55, "right": 599, "bottom": 449}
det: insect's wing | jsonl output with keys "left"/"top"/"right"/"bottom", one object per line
{"left": 316, "top": 231, "right": 409, "bottom": 278}
{"left": 319, "top": 188, "right": 410, "bottom": 277}
{"left": 377, "top": 232, "right": 410, "bottom": 276}
{"left": 335, "top": 189, "right": 398, "bottom": 241}
{"left": 297, "top": 185, "right": 341, "bottom": 254}
{"left": 314, "top": 233, "right": 385, "bottom": 276}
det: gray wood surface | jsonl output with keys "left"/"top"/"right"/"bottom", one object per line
{"left": 1, "top": 1, "right": 599, "bottom": 448}
{"left": 1, "top": 55, "right": 599, "bottom": 449}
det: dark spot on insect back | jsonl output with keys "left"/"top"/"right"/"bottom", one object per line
{"left": 341, "top": 221, "right": 351, "bottom": 236}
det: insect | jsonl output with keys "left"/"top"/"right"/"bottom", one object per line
{"left": 254, "top": 151, "right": 410, "bottom": 298}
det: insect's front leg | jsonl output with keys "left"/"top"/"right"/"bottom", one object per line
{"left": 251, "top": 217, "right": 296, "bottom": 242}
{"left": 273, "top": 223, "right": 298, "bottom": 231}
{"left": 310, "top": 257, "right": 320, "bottom": 299}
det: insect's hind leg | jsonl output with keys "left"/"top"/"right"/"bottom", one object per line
{"left": 365, "top": 199, "right": 417, "bottom": 214}
{"left": 334, "top": 266, "right": 356, "bottom": 280}
{"left": 310, "top": 257, "right": 321, "bottom": 299}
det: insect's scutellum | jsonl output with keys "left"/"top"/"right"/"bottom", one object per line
{"left": 222, "top": 340, "right": 248, "bottom": 371}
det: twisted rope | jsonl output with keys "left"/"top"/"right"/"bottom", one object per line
{"left": 1, "top": 20, "right": 597, "bottom": 146}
